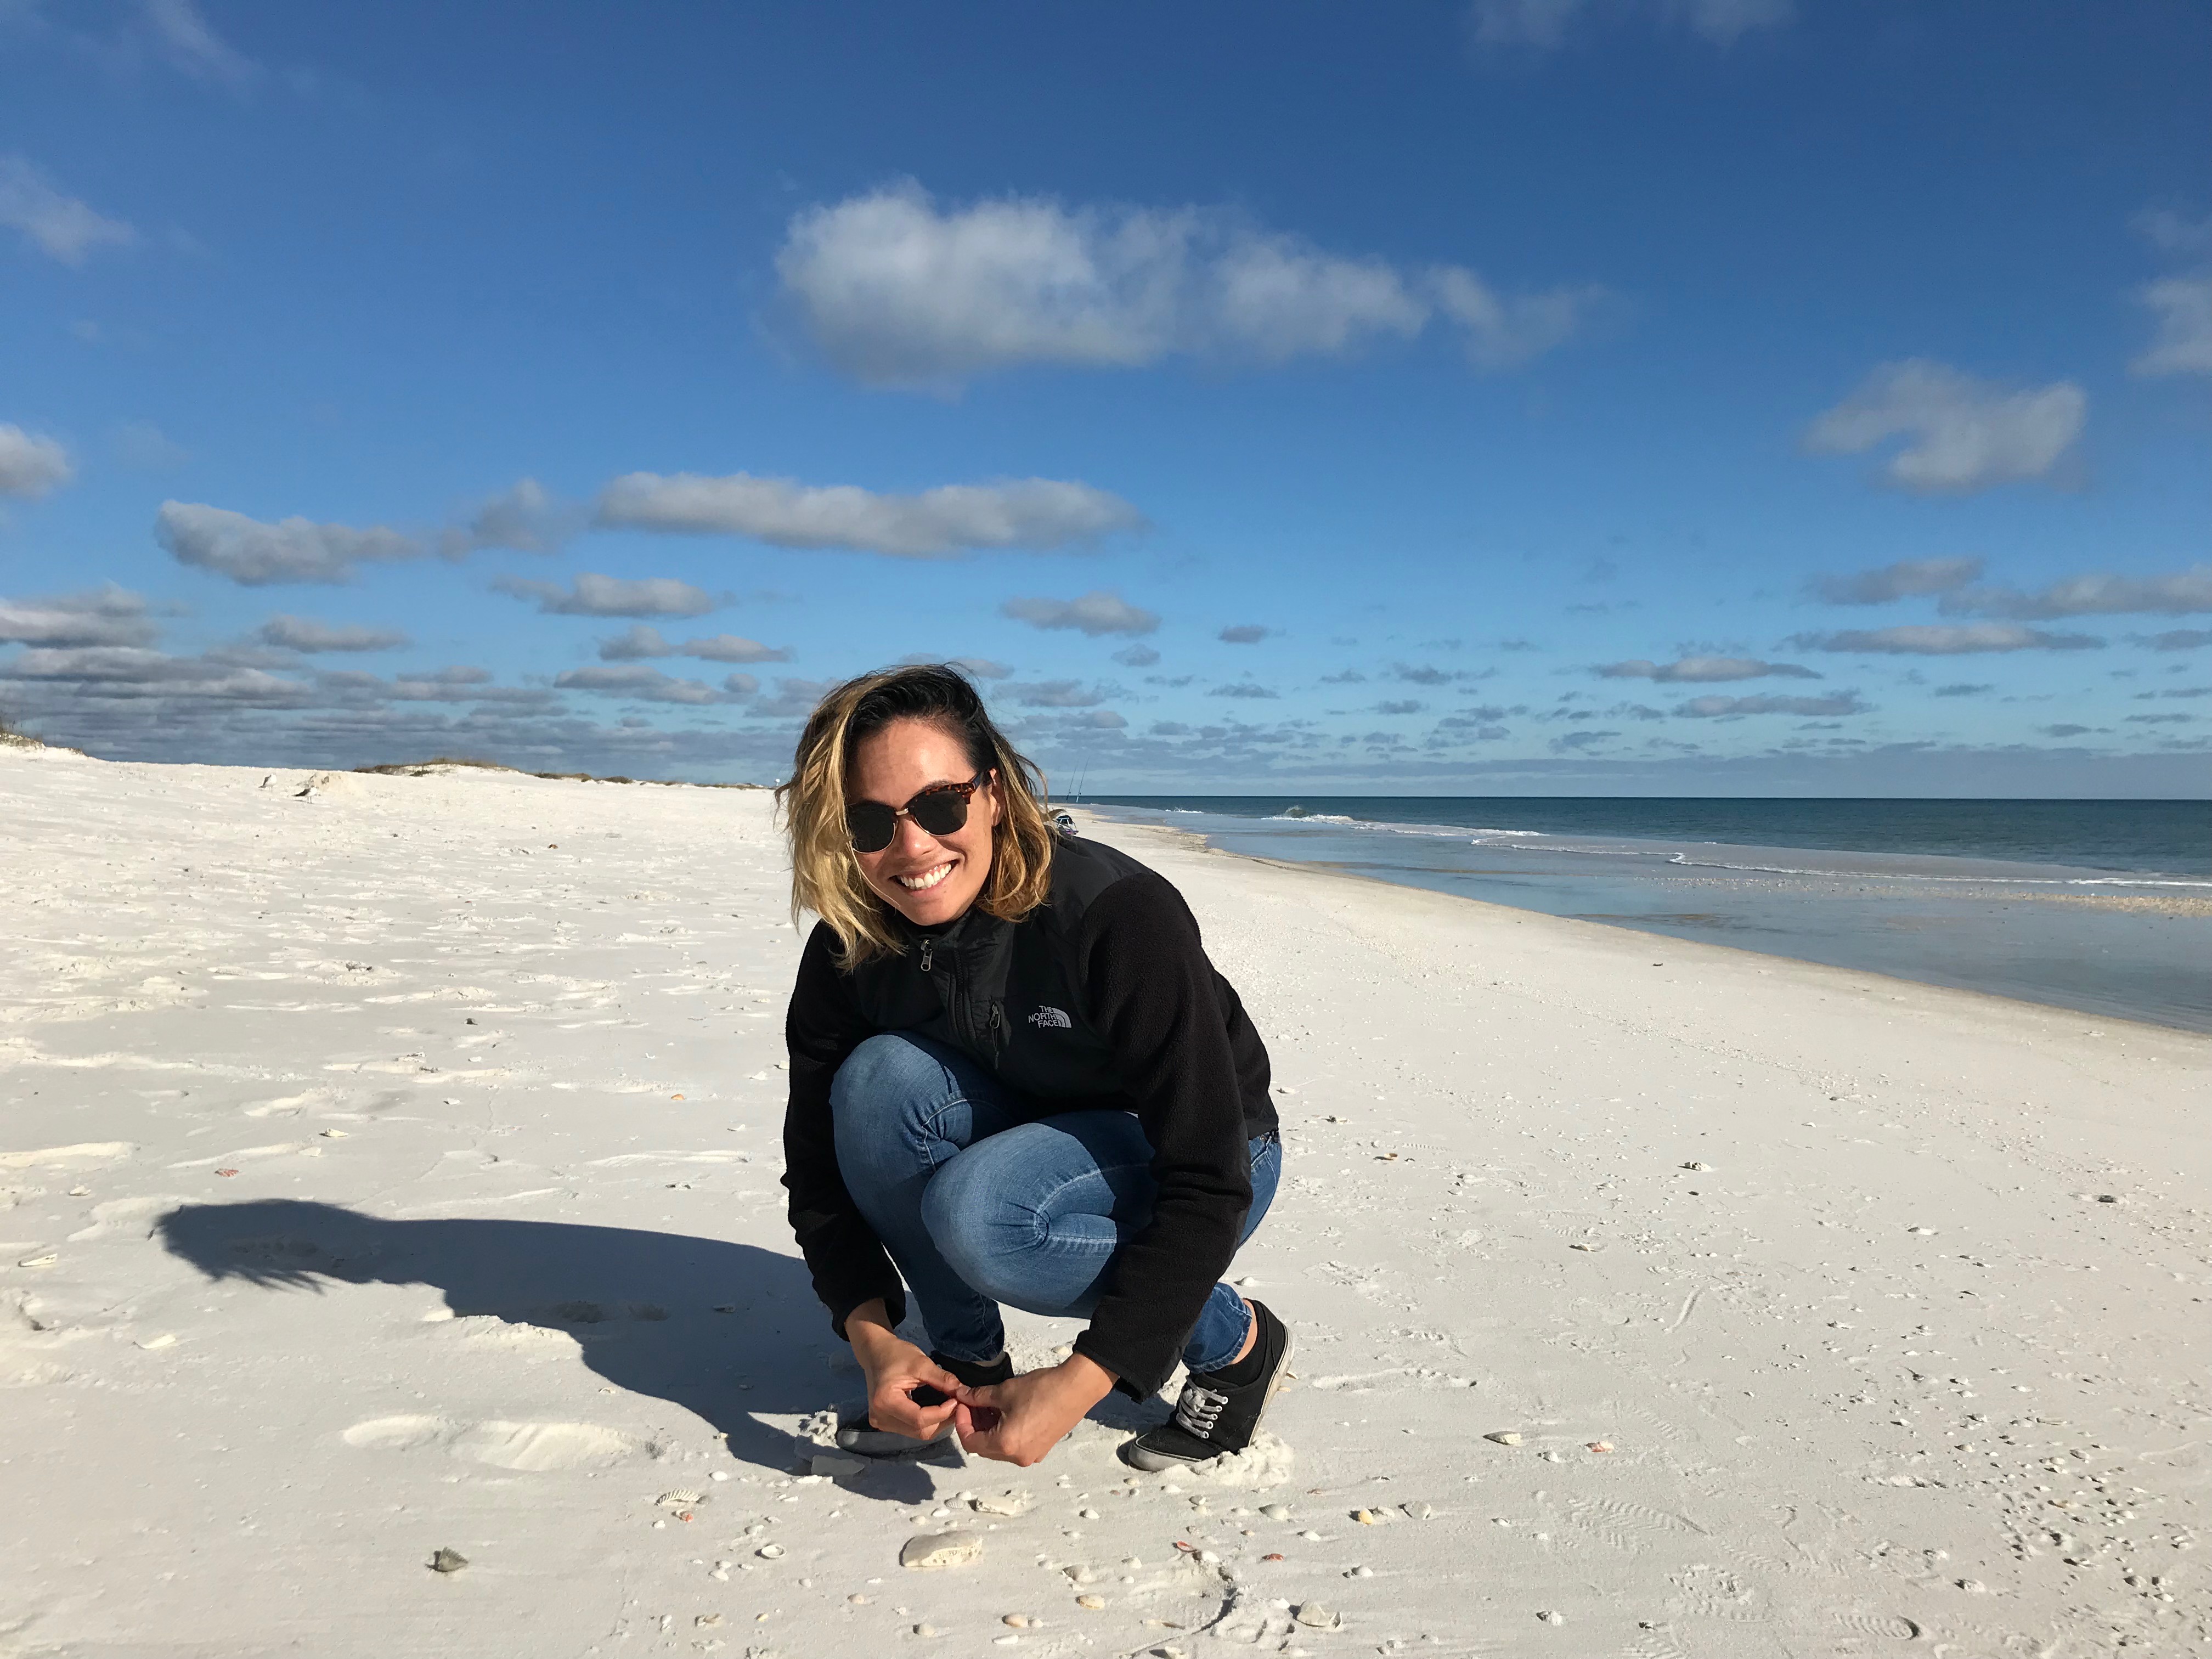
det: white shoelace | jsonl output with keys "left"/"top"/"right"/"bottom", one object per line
{"left": 1173, "top": 1382, "right": 1229, "bottom": 1439}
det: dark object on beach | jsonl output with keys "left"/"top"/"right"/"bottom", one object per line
{"left": 427, "top": 1547, "right": 468, "bottom": 1574}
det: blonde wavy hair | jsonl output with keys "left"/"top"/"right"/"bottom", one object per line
{"left": 776, "top": 665, "right": 1058, "bottom": 964}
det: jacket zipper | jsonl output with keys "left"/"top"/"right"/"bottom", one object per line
{"left": 917, "top": 935, "right": 999, "bottom": 1059}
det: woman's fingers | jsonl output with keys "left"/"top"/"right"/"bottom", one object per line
{"left": 916, "top": 1360, "right": 964, "bottom": 1396}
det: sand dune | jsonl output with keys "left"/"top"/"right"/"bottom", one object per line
{"left": 2, "top": 750, "right": 2205, "bottom": 1656}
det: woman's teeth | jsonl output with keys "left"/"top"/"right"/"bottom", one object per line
{"left": 896, "top": 862, "right": 955, "bottom": 892}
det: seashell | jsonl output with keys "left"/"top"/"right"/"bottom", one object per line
{"left": 900, "top": 1531, "right": 984, "bottom": 1570}
{"left": 427, "top": 1548, "right": 468, "bottom": 1574}
{"left": 1485, "top": 1431, "right": 1523, "bottom": 1446}
{"left": 1075, "top": 1594, "right": 1106, "bottom": 1610}
{"left": 1293, "top": 1602, "right": 1341, "bottom": 1630}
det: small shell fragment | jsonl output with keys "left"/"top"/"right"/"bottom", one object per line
{"left": 1293, "top": 1602, "right": 1341, "bottom": 1630}
{"left": 1259, "top": 1504, "right": 1291, "bottom": 1521}
{"left": 970, "top": 1488, "right": 1034, "bottom": 1516}
{"left": 1680, "top": 1161, "right": 1712, "bottom": 1172}
{"left": 1075, "top": 1594, "right": 1106, "bottom": 1610}
{"left": 427, "top": 1548, "right": 468, "bottom": 1574}
{"left": 1002, "top": 1614, "right": 1031, "bottom": 1627}
{"left": 1538, "top": 1610, "right": 1565, "bottom": 1624}
{"left": 1587, "top": 1440, "right": 1614, "bottom": 1453}
{"left": 756, "top": 1543, "right": 783, "bottom": 1558}
{"left": 1485, "top": 1431, "right": 1524, "bottom": 1446}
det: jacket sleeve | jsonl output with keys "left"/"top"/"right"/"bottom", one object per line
{"left": 1069, "top": 874, "right": 1258, "bottom": 1399}
{"left": 781, "top": 922, "right": 906, "bottom": 1339}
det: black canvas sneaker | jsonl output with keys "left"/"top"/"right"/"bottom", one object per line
{"left": 1119, "top": 1300, "right": 1293, "bottom": 1471}
{"left": 833, "top": 1351, "right": 1015, "bottom": 1459}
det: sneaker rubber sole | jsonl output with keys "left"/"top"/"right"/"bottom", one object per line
{"left": 1119, "top": 1312, "right": 1295, "bottom": 1472}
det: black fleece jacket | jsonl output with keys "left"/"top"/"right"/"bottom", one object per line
{"left": 781, "top": 833, "right": 1276, "bottom": 1400}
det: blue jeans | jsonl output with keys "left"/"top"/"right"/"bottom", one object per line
{"left": 830, "top": 1032, "right": 1281, "bottom": 1376}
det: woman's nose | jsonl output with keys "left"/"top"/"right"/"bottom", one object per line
{"left": 891, "top": 812, "right": 938, "bottom": 855}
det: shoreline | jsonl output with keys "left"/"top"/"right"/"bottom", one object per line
{"left": 1076, "top": 806, "right": 2212, "bottom": 1054}
{"left": 5, "top": 754, "right": 2208, "bottom": 1655}
{"left": 1079, "top": 803, "right": 2212, "bottom": 1036}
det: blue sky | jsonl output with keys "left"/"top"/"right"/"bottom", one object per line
{"left": 2, "top": 1, "right": 2207, "bottom": 793}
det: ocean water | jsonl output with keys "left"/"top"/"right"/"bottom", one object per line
{"left": 1080, "top": 798, "right": 2212, "bottom": 1034}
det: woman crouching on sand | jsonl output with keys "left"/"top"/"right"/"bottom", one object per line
{"left": 776, "top": 665, "right": 1289, "bottom": 1471}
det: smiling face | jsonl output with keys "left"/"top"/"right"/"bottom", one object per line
{"left": 847, "top": 717, "right": 1001, "bottom": 928}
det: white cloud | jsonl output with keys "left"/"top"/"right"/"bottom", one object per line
{"left": 0, "top": 154, "right": 134, "bottom": 264}
{"left": 1429, "top": 267, "right": 1606, "bottom": 370}
{"left": 747, "top": 677, "right": 837, "bottom": 720}
{"left": 157, "top": 501, "right": 424, "bottom": 585}
{"left": 597, "top": 623, "right": 670, "bottom": 661}
{"left": 776, "top": 181, "right": 1595, "bottom": 388}
{"left": 1002, "top": 679, "right": 1110, "bottom": 708}
{"left": 946, "top": 657, "right": 1011, "bottom": 680}
{"left": 0, "top": 422, "right": 72, "bottom": 498}
{"left": 259, "top": 614, "right": 410, "bottom": 653}
{"left": 493, "top": 572, "right": 720, "bottom": 618}
{"left": 1001, "top": 590, "right": 1160, "bottom": 637}
{"left": 1791, "top": 623, "right": 2104, "bottom": 655}
{"left": 1804, "top": 360, "right": 2085, "bottom": 494}
{"left": 1468, "top": 0, "right": 1792, "bottom": 52}
{"left": 441, "top": 478, "right": 574, "bottom": 556}
{"left": 2132, "top": 276, "right": 2212, "bottom": 377}
{"left": 2135, "top": 210, "right": 2212, "bottom": 257}
{"left": 552, "top": 664, "right": 731, "bottom": 706}
{"left": 1675, "top": 691, "right": 1865, "bottom": 718}
{"left": 596, "top": 471, "right": 1142, "bottom": 557}
{"left": 2142, "top": 629, "right": 2212, "bottom": 651}
{"left": 599, "top": 623, "right": 792, "bottom": 663}
{"left": 1209, "top": 681, "right": 1280, "bottom": 699}
{"left": 1218, "top": 624, "right": 1273, "bottom": 644}
{"left": 1207, "top": 233, "right": 1427, "bottom": 360}
{"left": 137, "top": 0, "right": 257, "bottom": 86}
{"left": 681, "top": 633, "right": 793, "bottom": 664}
{"left": 0, "top": 585, "right": 158, "bottom": 648}
{"left": 0, "top": 645, "right": 307, "bottom": 703}
{"left": 1468, "top": 0, "right": 1589, "bottom": 50}
{"left": 1811, "top": 555, "right": 1983, "bottom": 605}
{"left": 1597, "top": 656, "right": 1820, "bottom": 682}
{"left": 1112, "top": 644, "right": 1160, "bottom": 668}
{"left": 1940, "top": 564, "right": 2212, "bottom": 620}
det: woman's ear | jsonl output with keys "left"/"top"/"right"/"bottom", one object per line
{"left": 986, "top": 768, "right": 1005, "bottom": 827}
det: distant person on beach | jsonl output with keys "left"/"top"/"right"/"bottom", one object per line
{"left": 775, "top": 665, "right": 1289, "bottom": 1470}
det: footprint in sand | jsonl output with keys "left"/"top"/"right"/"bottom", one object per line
{"left": 341, "top": 1414, "right": 662, "bottom": 1471}
{"left": 0, "top": 1143, "right": 136, "bottom": 1173}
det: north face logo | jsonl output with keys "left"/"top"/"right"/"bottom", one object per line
{"left": 1026, "top": 1006, "right": 1073, "bottom": 1030}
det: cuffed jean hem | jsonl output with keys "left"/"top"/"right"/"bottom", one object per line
{"left": 828, "top": 1031, "right": 1280, "bottom": 1375}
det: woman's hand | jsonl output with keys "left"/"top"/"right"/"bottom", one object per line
{"left": 952, "top": 1352, "right": 1117, "bottom": 1467}
{"left": 845, "top": 1300, "right": 962, "bottom": 1442}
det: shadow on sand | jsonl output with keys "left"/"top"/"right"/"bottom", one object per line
{"left": 154, "top": 1199, "right": 956, "bottom": 1503}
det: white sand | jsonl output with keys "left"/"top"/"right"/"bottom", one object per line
{"left": 2, "top": 750, "right": 2205, "bottom": 1657}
